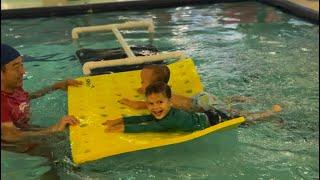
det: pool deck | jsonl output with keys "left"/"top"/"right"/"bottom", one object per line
{"left": 289, "top": 0, "right": 319, "bottom": 12}
{"left": 1, "top": 0, "right": 319, "bottom": 23}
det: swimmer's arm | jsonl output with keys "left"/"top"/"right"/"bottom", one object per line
{"left": 1, "top": 116, "right": 79, "bottom": 142}
{"left": 124, "top": 121, "right": 167, "bottom": 133}
{"left": 123, "top": 115, "right": 153, "bottom": 124}
{"left": 118, "top": 98, "right": 147, "bottom": 109}
{"left": 102, "top": 116, "right": 152, "bottom": 133}
{"left": 29, "top": 86, "right": 56, "bottom": 99}
{"left": 1, "top": 122, "right": 57, "bottom": 142}
{"left": 29, "top": 79, "right": 82, "bottom": 100}
{"left": 171, "top": 94, "right": 193, "bottom": 111}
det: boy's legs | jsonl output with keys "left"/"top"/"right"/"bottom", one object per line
{"left": 204, "top": 104, "right": 282, "bottom": 126}
{"left": 204, "top": 108, "right": 233, "bottom": 126}
{"left": 189, "top": 92, "right": 218, "bottom": 112}
{"left": 244, "top": 104, "right": 282, "bottom": 123}
{"left": 234, "top": 104, "right": 282, "bottom": 123}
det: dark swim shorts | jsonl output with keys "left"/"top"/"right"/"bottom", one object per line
{"left": 204, "top": 108, "right": 235, "bottom": 126}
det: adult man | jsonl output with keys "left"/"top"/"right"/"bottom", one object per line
{"left": 1, "top": 43, "right": 80, "bottom": 149}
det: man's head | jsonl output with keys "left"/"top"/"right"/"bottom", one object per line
{"left": 1, "top": 44, "right": 25, "bottom": 92}
{"left": 139, "top": 64, "right": 170, "bottom": 93}
{"left": 145, "top": 81, "right": 172, "bottom": 119}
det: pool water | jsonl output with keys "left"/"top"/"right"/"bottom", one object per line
{"left": 1, "top": 1, "right": 319, "bottom": 179}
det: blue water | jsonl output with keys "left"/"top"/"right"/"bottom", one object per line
{"left": 1, "top": 2, "right": 319, "bottom": 179}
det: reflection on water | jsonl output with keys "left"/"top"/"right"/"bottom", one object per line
{"left": 1, "top": 1, "right": 319, "bottom": 179}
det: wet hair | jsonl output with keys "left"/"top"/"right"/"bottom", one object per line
{"left": 145, "top": 81, "right": 172, "bottom": 99}
{"left": 143, "top": 64, "right": 170, "bottom": 83}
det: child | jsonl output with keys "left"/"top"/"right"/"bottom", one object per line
{"left": 103, "top": 82, "right": 281, "bottom": 133}
{"left": 119, "top": 64, "right": 253, "bottom": 112}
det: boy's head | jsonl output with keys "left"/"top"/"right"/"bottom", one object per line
{"left": 145, "top": 81, "right": 172, "bottom": 119}
{"left": 139, "top": 64, "right": 170, "bottom": 93}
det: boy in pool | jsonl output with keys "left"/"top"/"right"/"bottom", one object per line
{"left": 103, "top": 81, "right": 281, "bottom": 133}
{"left": 119, "top": 64, "right": 255, "bottom": 113}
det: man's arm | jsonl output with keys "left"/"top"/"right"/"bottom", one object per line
{"left": 1, "top": 116, "right": 79, "bottom": 143}
{"left": 29, "top": 79, "right": 82, "bottom": 100}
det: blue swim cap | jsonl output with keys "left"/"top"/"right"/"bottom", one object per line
{"left": 1, "top": 44, "right": 21, "bottom": 67}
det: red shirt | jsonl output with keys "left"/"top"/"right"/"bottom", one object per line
{"left": 1, "top": 88, "right": 30, "bottom": 128}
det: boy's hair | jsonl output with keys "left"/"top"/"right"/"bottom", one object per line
{"left": 145, "top": 81, "right": 172, "bottom": 99}
{"left": 144, "top": 64, "right": 170, "bottom": 83}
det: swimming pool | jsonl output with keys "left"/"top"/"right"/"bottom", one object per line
{"left": 1, "top": 1, "right": 319, "bottom": 179}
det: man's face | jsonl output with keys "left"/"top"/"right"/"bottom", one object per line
{"left": 146, "top": 92, "right": 172, "bottom": 119}
{"left": 138, "top": 68, "right": 154, "bottom": 94}
{"left": 1, "top": 56, "right": 25, "bottom": 91}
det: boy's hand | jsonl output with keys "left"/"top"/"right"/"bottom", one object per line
{"left": 137, "top": 87, "right": 144, "bottom": 94}
{"left": 104, "top": 122, "right": 124, "bottom": 133}
{"left": 52, "top": 79, "right": 83, "bottom": 91}
{"left": 118, "top": 98, "right": 147, "bottom": 109}
{"left": 102, "top": 118, "right": 123, "bottom": 127}
{"left": 118, "top": 98, "right": 133, "bottom": 106}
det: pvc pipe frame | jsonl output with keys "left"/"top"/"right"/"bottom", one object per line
{"left": 71, "top": 19, "right": 155, "bottom": 39}
{"left": 72, "top": 19, "right": 155, "bottom": 59}
{"left": 111, "top": 27, "right": 135, "bottom": 58}
{"left": 82, "top": 51, "right": 187, "bottom": 75}
{"left": 72, "top": 19, "right": 187, "bottom": 75}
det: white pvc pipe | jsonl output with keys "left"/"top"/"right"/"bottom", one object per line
{"left": 111, "top": 27, "right": 135, "bottom": 58}
{"left": 82, "top": 52, "right": 187, "bottom": 75}
{"left": 72, "top": 19, "right": 155, "bottom": 39}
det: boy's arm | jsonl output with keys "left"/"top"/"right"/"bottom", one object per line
{"left": 103, "top": 115, "right": 154, "bottom": 133}
{"left": 118, "top": 98, "right": 147, "bottom": 109}
{"left": 124, "top": 121, "right": 167, "bottom": 133}
{"left": 171, "top": 94, "right": 193, "bottom": 111}
{"left": 29, "top": 79, "right": 82, "bottom": 100}
{"left": 101, "top": 115, "right": 151, "bottom": 127}
{"left": 123, "top": 115, "right": 153, "bottom": 124}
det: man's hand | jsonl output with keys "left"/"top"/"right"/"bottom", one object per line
{"left": 51, "top": 115, "right": 79, "bottom": 132}
{"left": 52, "top": 79, "right": 82, "bottom": 91}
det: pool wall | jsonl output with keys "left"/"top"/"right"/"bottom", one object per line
{"left": 1, "top": 0, "right": 247, "bottom": 19}
{"left": 1, "top": 0, "right": 318, "bottom": 24}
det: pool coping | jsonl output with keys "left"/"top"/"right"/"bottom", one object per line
{"left": 1, "top": 0, "right": 246, "bottom": 19}
{"left": 258, "top": 0, "right": 318, "bottom": 24}
{"left": 1, "top": 0, "right": 319, "bottom": 24}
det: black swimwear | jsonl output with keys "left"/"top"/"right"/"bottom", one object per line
{"left": 204, "top": 108, "right": 233, "bottom": 126}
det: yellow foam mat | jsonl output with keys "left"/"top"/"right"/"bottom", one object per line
{"left": 68, "top": 58, "right": 245, "bottom": 164}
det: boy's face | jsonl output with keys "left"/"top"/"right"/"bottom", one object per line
{"left": 138, "top": 68, "right": 154, "bottom": 93}
{"left": 146, "top": 92, "right": 171, "bottom": 119}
